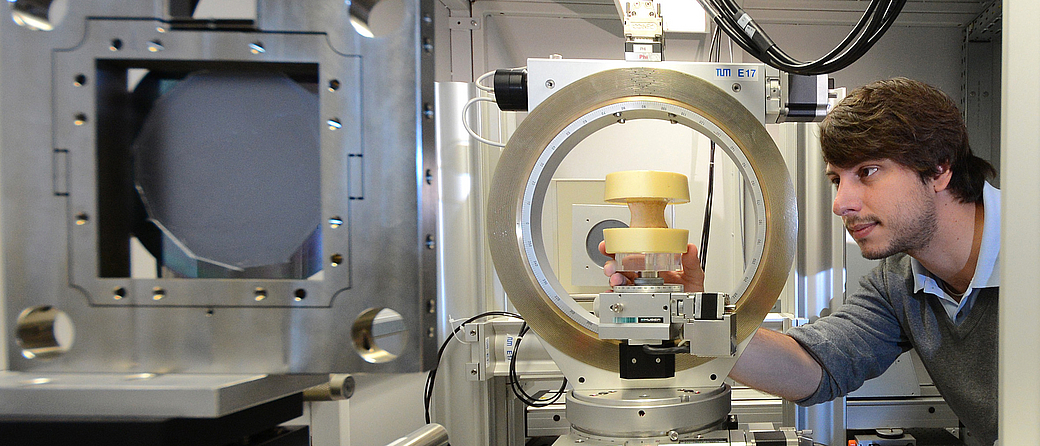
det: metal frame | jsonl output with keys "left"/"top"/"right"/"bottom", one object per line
{"left": 0, "top": 0, "right": 438, "bottom": 418}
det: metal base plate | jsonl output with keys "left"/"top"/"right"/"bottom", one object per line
{"left": 566, "top": 385, "right": 731, "bottom": 438}
{"left": 0, "top": 396, "right": 308, "bottom": 446}
{"left": 0, "top": 372, "right": 324, "bottom": 418}
{"left": 553, "top": 429, "right": 742, "bottom": 445}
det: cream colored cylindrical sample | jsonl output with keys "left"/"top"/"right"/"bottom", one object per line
{"left": 604, "top": 170, "right": 690, "bottom": 254}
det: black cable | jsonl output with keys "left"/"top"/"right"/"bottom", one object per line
{"left": 642, "top": 342, "right": 690, "bottom": 355}
{"left": 696, "top": 0, "right": 906, "bottom": 75}
{"left": 423, "top": 311, "right": 522, "bottom": 424}
{"left": 759, "top": 0, "right": 883, "bottom": 68}
{"left": 696, "top": 22, "right": 724, "bottom": 274}
{"left": 771, "top": 0, "right": 904, "bottom": 73}
{"left": 508, "top": 323, "right": 567, "bottom": 407}
{"left": 700, "top": 142, "right": 715, "bottom": 273}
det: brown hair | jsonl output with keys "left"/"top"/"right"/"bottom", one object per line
{"left": 820, "top": 77, "right": 995, "bottom": 203}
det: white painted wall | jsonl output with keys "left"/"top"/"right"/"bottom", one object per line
{"left": 999, "top": 0, "right": 1040, "bottom": 443}
{"left": 0, "top": 25, "right": 6, "bottom": 372}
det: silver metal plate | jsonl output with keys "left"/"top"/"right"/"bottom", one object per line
{"left": 0, "top": 371, "right": 325, "bottom": 417}
{"left": 1, "top": 0, "right": 437, "bottom": 377}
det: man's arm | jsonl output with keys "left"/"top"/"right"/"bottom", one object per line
{"left": 729, "top": 327, "right": 822, "bottom": 401}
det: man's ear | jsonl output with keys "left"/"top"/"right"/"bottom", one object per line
{"left": 932, "top": 164, "right": 953, "bottom": 192}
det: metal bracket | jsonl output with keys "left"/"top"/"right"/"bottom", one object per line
{"left": 448, "top": 17, "right": 480, "bottom": 30}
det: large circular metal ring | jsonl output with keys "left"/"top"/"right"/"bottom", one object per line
{"left": 487, "top": 67, "right": 796, "bottom": 373}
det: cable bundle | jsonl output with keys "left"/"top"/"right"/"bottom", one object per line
{"left": 696, "top": 0, "right": 907, "bottom": 75}
{"left": 508, "top": 323, "right": 568, "bottom": 408}
{"left": 424, "top": 311, "right": 521, "bottom": 423}
{"left": 423, "top": 313, "right": 567, "bottom": 424}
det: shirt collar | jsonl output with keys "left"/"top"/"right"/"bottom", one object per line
{"left": 912, "top": 182, "right": 1001, "bottom": 293}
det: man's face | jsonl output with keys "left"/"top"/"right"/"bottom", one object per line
{"left": 826, "top": 159, "right": 938, "bottom": 259}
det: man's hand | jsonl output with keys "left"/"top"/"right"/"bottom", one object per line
{"left": 598, "top": 241, "right": 705, "bottom": 293}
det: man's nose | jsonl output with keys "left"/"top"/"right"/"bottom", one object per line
{"left": 832, "top": 184, "right": 861, "bottom": 216}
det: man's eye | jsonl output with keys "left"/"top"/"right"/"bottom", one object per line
{"left": 860, "top": 166, "right": 878, "bottom": 177}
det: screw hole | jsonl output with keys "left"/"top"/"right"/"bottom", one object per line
{"left": 294, "top": 289, "right": 307, "bottom": 301}
{"left": 710, "top": 374, "right": 718, "bottom": 381}
{"left": 73, "top": 74, "right": 87, "bottom": 87}
{"left": 328, "top": 79, "right": 341, "bottom": 91}
{"left": 113, "top": 287, "right": 126, "bottom": 300}
{"left": 638, "top": 410, "right": 646, "bottom": 417}
{"left": 109, "top": 38, "right": 123, "bottom": 51}
{"left": 330, "top": 254, "right": 344, "bottom": 267}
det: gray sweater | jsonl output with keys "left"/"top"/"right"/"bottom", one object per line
{"left": 787, "top": 253, "right": 998, "bottom": 445}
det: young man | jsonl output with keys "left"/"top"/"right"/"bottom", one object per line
{"left": 604, "top": 78, "right": 1000, "bottom": 444}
